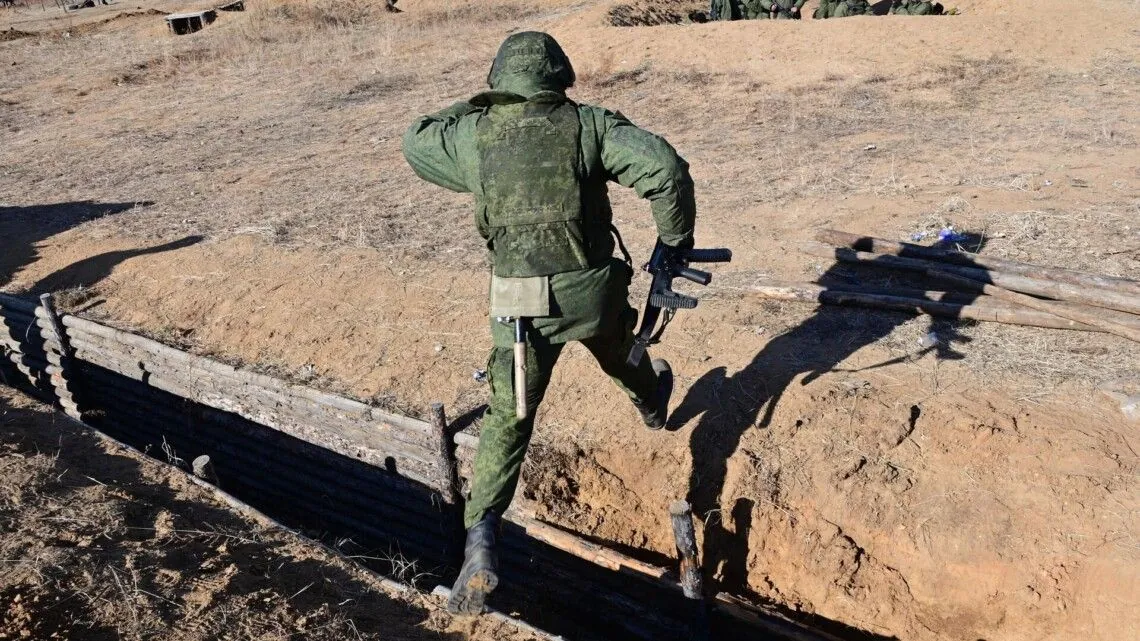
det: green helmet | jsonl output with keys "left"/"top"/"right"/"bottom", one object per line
{"left": 486, "top": 31, "right": 576, "bottom": 92}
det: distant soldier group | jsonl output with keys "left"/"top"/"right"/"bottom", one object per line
{"left": 711, "top": 0, "right": 948, "bottom": 20}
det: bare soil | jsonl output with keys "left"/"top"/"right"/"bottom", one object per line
{"left": 0, "top": 387, "right": 541, "bottom": 640}
{"left": 2, "top": 1, "right": 1139, "bottom": 640}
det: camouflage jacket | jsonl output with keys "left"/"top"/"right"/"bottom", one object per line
{"left": 403, "top": 84, "right": 696, "bottom": 345}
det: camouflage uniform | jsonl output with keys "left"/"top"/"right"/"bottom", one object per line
{"left": 829, "top": 0, "right": 874, "bottom": 16}
{"left": 710, "top": 0, "right": 742, "bottom": 20}
{"left": 403, "top": 33, "right": 696, "bottom": 532}
{"left": 813, "top": 0, "right": 836, "bottom": 18}
{"left": 891, "top": 0, "right": 943, "bottom": 14}
{"left": 754, "top": 0, "right": 806, "bottom": 18}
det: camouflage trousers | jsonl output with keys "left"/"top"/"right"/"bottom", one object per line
{"left": 463, "top": 318, "right": 658, "bottom": 528}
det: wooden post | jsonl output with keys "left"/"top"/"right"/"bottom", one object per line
{"left": 429, "top": 402, "right": 463, "bottom": 506}
{"left": 37, "top": 294, "right": 82, "bottom": 421}
{"left": 669, "top": 500, "right": 709, "bottom": 641}
{"left": 192, "top": 454, "right": 219, "bottom": 484}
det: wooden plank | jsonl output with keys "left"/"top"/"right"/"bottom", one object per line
{"left": 78, "top": 365, "right": 450, "bottom": 501}
{"left": 70, "top": 339, "right": 444, "bottom": 486}
{"left": 69, "top": 335, "right": 440, "bottom": 463}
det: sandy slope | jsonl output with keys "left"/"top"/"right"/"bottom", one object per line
{"left": 0, "top": 388, "right": 542, "bottom": 641}
{"left": 2, "top": 1, "right": 1139, "bottom": 639}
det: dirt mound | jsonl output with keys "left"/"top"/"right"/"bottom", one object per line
{"left": 0, "top": 388, "right": 541, "bottom": 641}
{"left": 607, "top": 0, "right": 706, "bottom": 26}
{"left": 0, "top": 27, "right": 32, "bottom": 41}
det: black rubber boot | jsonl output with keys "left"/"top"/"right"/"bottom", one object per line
{"left": 634, "top": 358, "right": 673, "bottom": 430}
{"left": 447, "top": 511, "right": 501, "bottom": 615}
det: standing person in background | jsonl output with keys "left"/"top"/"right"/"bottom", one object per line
{"left": 402, "top": 31, "right": 697, "bottom": 615}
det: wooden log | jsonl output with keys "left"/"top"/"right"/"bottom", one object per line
{"left": 1, "top": 336, "right": 48, "bottom": 356}
{"left": 929, "top": 270, "right": 1140, "bottom": 343}
{"left": 60, "top": 313, "right": 434, "bottom": 435}
{"left": 68, "top": 336, "right": 442, "bottom": 467}
{"left": 0, "top": 308, "right": 37, "bottom": 329}
{"left": 3, "top": 348, "right": 47, "bottom": 372}
{"left": 1, "top": 316, "right": 44, "bottom": 345}
{"left": 747, "top": 282, "right": 1103, "bottom": 332}
{"left": 493, "top": 546, "right": 681, "bottom": 640}
{"left": 74, "top": 356, "right": 446, "bottom": 490}
{"left": 37, "top": 295, "right": 72, "bottom": 355}
{"left": 82, "top": 378, "right": 453, "bottom": 520}
{"left": 89, "top": 396, "right": 454, "bottom": 530}
{"left": 800, "top": 241, "right": 1140, "bottom": 315}
{"left": 78, "top": 363, "right": 450, "bottom": 499}
{"left": 60, "top": 315, "right": 438, "bottom": 445}
{"left": 817, "top": 229, "right": 1140, "bottom": 296}
{"left": 669, "top": 500, "right": 704, "bottom": 600}
{"left": 429, "top": 403, "right": 463, "bottom": 506}
{"left": 669, "top": 500, "right": 709, "bottom": 641}
{"left": 506, "top": 509, "right": 669, "bottom": 580}
{"left": 0, "top": 293, "right": 38, "bottom": 314}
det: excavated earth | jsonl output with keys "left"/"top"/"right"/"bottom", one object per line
{"left": 2, "top": 0, "right": 1139, "bottom": 639}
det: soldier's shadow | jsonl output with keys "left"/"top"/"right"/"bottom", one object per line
{"left": 669, "top": 232, "right": 985, "bottom": 612}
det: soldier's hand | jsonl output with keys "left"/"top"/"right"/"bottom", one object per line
{"left": 790, "top": 6, "right": 799, "bottom": 13}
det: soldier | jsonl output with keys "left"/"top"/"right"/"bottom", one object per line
{"left": 813, "top": 0, "right": 836, "bottom": 18}
{"left": 828, "top": 0, "right": 874, "bottom": 16}
{"left": 755, "top": 0, "right": 806, "bottom": 19}
{"left": 710, "top": 0, "right": 742, "bottom": 20}
{"left": 890, "top": 0, "right": 944, "bottom": 14}
{"left": 402, "top": 32, "right": 695, "bottom": 615}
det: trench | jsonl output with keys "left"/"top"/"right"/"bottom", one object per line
{"left": 0, "top": 293, "right": 837, "bottom": 641}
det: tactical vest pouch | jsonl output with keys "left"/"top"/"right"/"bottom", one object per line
{"left": 489, "top": 275, "right": 550, "bottom": 318}
{"left": 477, "top": 98, "right": 589, "bottom": 278}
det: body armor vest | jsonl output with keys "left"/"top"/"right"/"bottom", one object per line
{"left": 476, "top": 96, "right": 591, "bottom": 278}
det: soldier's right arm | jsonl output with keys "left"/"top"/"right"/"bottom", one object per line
{"left": 402, "top": 101, "right": 481, "bottom": 193}
{"left": 592, "top": 108, "right": 696, "bottom": 248}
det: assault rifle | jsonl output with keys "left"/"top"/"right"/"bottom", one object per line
{"left": 627, "top": 240, "right": 732, "bottom": 367}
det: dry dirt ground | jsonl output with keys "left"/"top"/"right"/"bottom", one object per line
{"left": 0, "top": 387, "right": 541, "bottom": 641}
{"left": 2, "top": 0, "right": 1139, "bottom": 640}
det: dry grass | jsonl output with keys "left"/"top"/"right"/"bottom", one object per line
{"left": 1, "top": 0, "right": 1137, "bottom": 393}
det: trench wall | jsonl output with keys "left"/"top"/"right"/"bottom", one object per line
{"left": 0, "top": 292, "right": 827, "bottom": 641}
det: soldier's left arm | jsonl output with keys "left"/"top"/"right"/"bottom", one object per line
{"left": 593, "top": 108, "right": 696, "bottom": 248}
{"left": 401, "top": 101, "right": 481, "bottom": 193}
